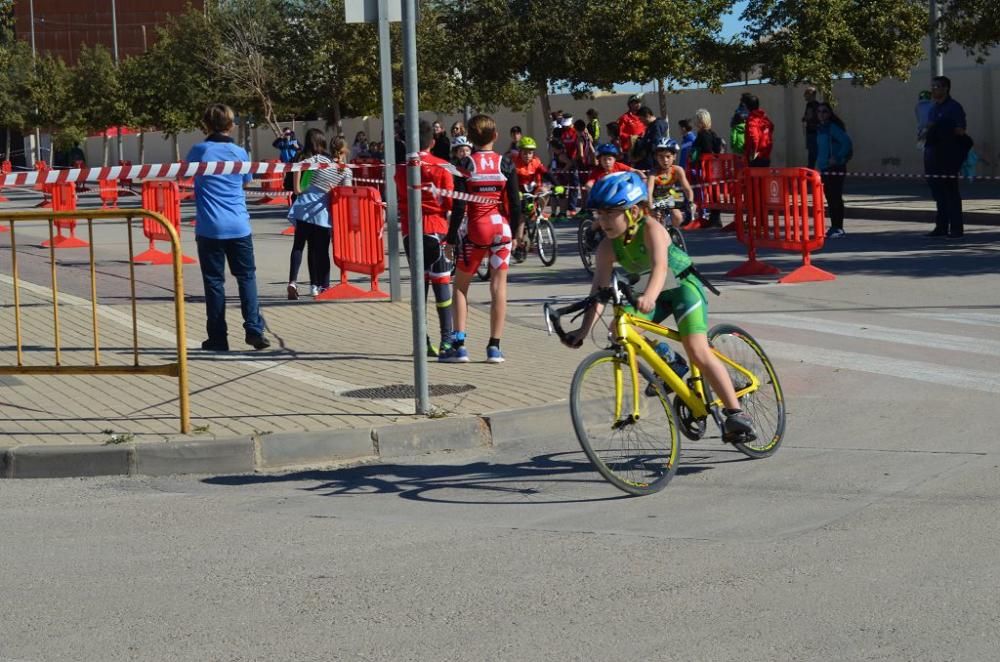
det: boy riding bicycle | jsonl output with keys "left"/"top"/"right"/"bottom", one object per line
{"left": 561, "top": 171, "right": 754, "bottom": 439}
{"left": 646, "top": 138, "right": 696, "bottom": 229}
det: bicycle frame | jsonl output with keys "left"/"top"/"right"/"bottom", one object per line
{"left": 610, "top": 306, "right": 761, "bottom": 422}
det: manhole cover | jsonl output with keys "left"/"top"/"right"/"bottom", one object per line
{"left": 342, "top": 383, "right": 476, "bottom": 399}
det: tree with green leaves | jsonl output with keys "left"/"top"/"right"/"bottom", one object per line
{"left": 0, "top": 39, "right": 33, "bottom": 160}
{"left": 72, "top": 44, "right": 128, "bottom": 165}
{"left": 935, "top": 0, "right": 1000, "bottom": 61}
{"left": 26, "top": 54, "right": 74, "bottom": 165}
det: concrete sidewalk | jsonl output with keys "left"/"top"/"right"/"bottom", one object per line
{"left": 843, "top": 177, "right": 1000, "bottom": 224}
{"left": 0, "top": 280, "right": 577, "bottom": 477}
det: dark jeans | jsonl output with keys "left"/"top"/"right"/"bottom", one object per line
{"left": 821, "top": 169, "right": 846, "bottom": 230}
{"left": 926, "top": 175, "right": 963, "bottom": 235}
{"left": 806, "top": 132, "right": 818, "bottom": 169}
{"left": 196, "top": 234, "right": 265, "bottom": 342}
{"left": 288, "top": 222, "right": 332, "bottom": 287}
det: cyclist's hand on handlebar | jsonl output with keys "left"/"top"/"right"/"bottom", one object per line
{"left": 636, "top": 293, "right": 657, "bottom": 314}
{"left": 562, "top": 329, "right": 586, "bottom": 349}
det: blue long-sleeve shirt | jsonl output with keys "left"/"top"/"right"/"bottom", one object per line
{"left": 815, "top": 123, "right": 852, "bottom": 171}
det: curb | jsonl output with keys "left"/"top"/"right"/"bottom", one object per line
{"left": 0, "top": 403, "right": 569, "bottom": 480}
{"left": 846, "top": 205, "right": 999, "bottom": 225}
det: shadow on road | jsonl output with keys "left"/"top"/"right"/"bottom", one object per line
{"left": 203, "top": 448, "right": 746, "bottom": 505}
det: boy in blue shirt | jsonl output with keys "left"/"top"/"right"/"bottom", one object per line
{"left": 187, "top": 103, "right": 270, "bottom": 351}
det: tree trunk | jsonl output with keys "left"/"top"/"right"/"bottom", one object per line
{"left": 138, "top": 130, "right": 145, "bottom": 164}
{"left": 537, "top": 81, "right": 552, "bottom": 141}
{"left": 657, "top": 79, "right": 669, "bottom": 120}
{"left": 330, "top": 98, "right": 343, "bottom": 136}
{"left": 173, "top": 134, "right": 180, "bottom": 162}
{"left": 4, "top": 127, "right": 10, "bottom": 161}
{"left": 102, "top": 134, "right": 109, "bottom": 166}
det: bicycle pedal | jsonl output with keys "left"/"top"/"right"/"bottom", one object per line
{"left": 722, "top": 431, "right": 757, "bottom": 445}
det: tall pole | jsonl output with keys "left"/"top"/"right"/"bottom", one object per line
{"left": 929, "top": 0, "right": 944, "bottom": 77}
{"left": 379, "top": 0, "right": 402, "bottom": 301}
{"left": 29, "top": 0, "right": 40, "bottom": 165}
{"left": 402, "top": 0, "right": 428, "bottom": 414}
{"left": 111, "top": 0, "right": 124, "bottom": 163}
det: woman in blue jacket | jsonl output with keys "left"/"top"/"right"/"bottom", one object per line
{"left": 815, "top": 103, "right": 853, "bottom": 238}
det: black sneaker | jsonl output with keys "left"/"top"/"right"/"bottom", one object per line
{"left": 925, "top": 229, "right": 948, "bottom": 237}
{"left": 201, "top": 339, "right": 229, "bottom": 352}
{"left": 245, "top": 333, "right": 271, "bottom": 350}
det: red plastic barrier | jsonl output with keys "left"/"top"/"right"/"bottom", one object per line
{"left": 256, "top": 158, "right": 288, "bottom": 206}
{"left": 350, "top": 158, "right": 385, "bottom": 195}
{"left": 40, "top": 183, "right": 88, "bottom": 248}
{"left": 99, "top": 179, "right": 119, "bottom": 208}
{"left": 135, "top": 180, "right": 196, "bottom": 265}
{"left": 317, "top": 186, "right": 388, "bottom": 300}
{"left": 177, "top": 176, "right": 194, "bottom": 201}
{"left": 727, "top": 168, "right": 834, "bottom": 284}
{"left": 0, "top": 159, "right": 10, "bottom": 203}
{"left": 34, "top": 161, "right": 52, "bottom": 208}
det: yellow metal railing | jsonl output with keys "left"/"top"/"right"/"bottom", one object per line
{"left": 0, "top": 209, "right": 190, "bottom": 433}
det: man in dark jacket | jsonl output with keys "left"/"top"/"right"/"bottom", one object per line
{"left": 633, "top": 106, "right": 669, "bottom": 170}
{"left": 924, "top": 76, "right": 970, "bottom": 238}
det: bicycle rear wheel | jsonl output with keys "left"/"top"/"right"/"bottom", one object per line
{"left": 577, "top": 216, "right": 598, "bottom": 275}
{"left": 536, "top": 218, "right": 557, "bottom": 266}
{"left": 570, "top": 350, "right": 681, "bottom": 495}
{"left": 707, "top": 324, "right": 786, "bottom": 458}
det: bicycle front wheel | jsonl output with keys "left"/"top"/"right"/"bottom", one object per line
{"left": 570, "top": 350, "right": 681, "bottom": 496}
{"left": 668, "top": 225, "right": 688, "bottom": 254}
{"left": 708, "top": 324, "right": 786, "bottom": 458}
{"left": 536, "top": 218, "right": 557, "bottom": 266}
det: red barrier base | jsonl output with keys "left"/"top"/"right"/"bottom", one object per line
{"left": 726, "top": 258, "right": 780, "bottom": 278}
{"left": 133, "top": 247, "right": 196, "bottom": 265}
{"left": 316, "top": 282, "right": 389, "bottom": 300}
{"left": 281, "top": 225, "right": 296, "bottom": 235}
{"left": 41, "top": 235, "right": 89, "bottom": 249}
{"left": 256, "top": 195, "right": 289, "bottom": 206}
{"left": 778, "top": 264, "right": 836, "bottom": 284}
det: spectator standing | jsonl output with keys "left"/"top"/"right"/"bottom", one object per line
{"left": 729, "top": 95, "right": 749, "bottom": 155}
{"left": 431, "top": 121, "right": 451, "bottom": 160}
{"left": 690, "top": 108, "right": 723, "bottom": 228}
{"left": 286, "top": 130, "right": 353, "bottom": 299}
{"left": 349, "top": 130, "right": 369, "bottom": 161}
{"left": 617, "top": 94, "right": 646, "bottom": 163}
{"left": 585, "top": 108, "right": 601, "bottom": 143}
{"left": 743, "top": 94, "right": 775, "bottom": 167}
{"left": 802, "top": 86, "right": 820, "bottom": 168}
{"left": 450, "top": 120, "right": 466, "bottom": 141}
{"left": 575, "top": 118, "right": 596, "bottom": 168}
{"left": 506, "top": 126, "right": 523, "bottom": 159}
{"left": 273, "top": 128, "right": 301, "bottom": 192}
{"left": 678, "top": 119, "right": 696, "bottom": 169}
{"left": 559, "top": 117, "right": 582, "bottom": 212}
{"left": 450, "top": 136, "right": 472, "bottom": 163}
{"left": 924, "top": 76, "right": 971, "bottom": 238}
{"left": 914, "top": 90, "right": 934, "bottom": 149}
{"left": 633, "top": 106, "right": 669, "bottom": 171}
{"left": 814, "top": 103, "right": 853, "bottom": 238}
{"left": 188, "top": 103, "right": 270, "bottom": 352}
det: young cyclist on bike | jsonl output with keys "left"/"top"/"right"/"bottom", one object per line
{"left": 647, "top": 138, "right": 696, "bottom": 229}
{"left": 512, "top": 136, "right": 557, "bottom": 261}
{"left": 562, "top": 171, "right": 754, "bottom": 439}
{"left": 444, "top": 114, "right": 522, "bottom": 364}
{"left": 584, "top": 143, "right": 637, "bottom": 192}
{"left": 393, "top": 120, "right": 457, "bottom": 360}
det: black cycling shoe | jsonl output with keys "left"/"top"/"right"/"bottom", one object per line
{"left": 722, "top": 410, "right": 756, "bottom": 444}
{"left": 245, "top": 333, "right": 271, "bottom": 350}
{"left": 201, "top": 339, "right": 229, "bottom": 352}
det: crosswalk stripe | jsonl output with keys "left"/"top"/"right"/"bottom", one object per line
{"left": 897, "top": 311, "right": 1000, "bottom": 328}
{"left": 764, "top": 339, "right": 1000, "bottom": 394}
{"left": 729, "top": 313, "right": 1000, "bottom": 357}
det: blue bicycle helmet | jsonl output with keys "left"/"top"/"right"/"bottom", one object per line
{"left": 654, "top": 138, "right": 680, "bottom": 153}
{"left": 587, "top": 171, "right": 648, "bottom": 209}
{"left": 596, "top": 142, "right": 620, "bottom": 157}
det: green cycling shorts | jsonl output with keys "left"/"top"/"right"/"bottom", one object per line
{"left": 628, "top": 277, "right": 708, "bottom": 337}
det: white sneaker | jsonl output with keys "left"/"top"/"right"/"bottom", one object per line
{"left": 310, "top": 285, "right": 321, "bottom": 296}
{"left": 827, "top": 227, "right": 846, "bottom": 238}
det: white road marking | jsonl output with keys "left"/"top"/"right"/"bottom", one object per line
{"left": 764, "top": 339, "right": 1000, "bottom": 394}
{"left": 896, "top": 311, "right": 1000, "bottom": 328}
{"left": 0, "top": 273, "right": 415, "bottom": 413}
{"left": 730, "top": 313, "right": 1000, "bottom": 357}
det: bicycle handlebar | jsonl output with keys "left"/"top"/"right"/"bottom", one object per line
{"left": 543, "top": 273, "right": 639, "bottom": 344}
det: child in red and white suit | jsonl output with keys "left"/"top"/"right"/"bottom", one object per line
{"left": 443, "top": 114, "right": 522, "bottom": 364}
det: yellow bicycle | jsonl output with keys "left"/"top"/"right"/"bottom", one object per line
{"left": 544, "top": 273, "right": 785, "bottom": 496}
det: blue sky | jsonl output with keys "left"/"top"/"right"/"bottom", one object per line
{"left": 722, "top": 2, "right": 747, "bottom": 39}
